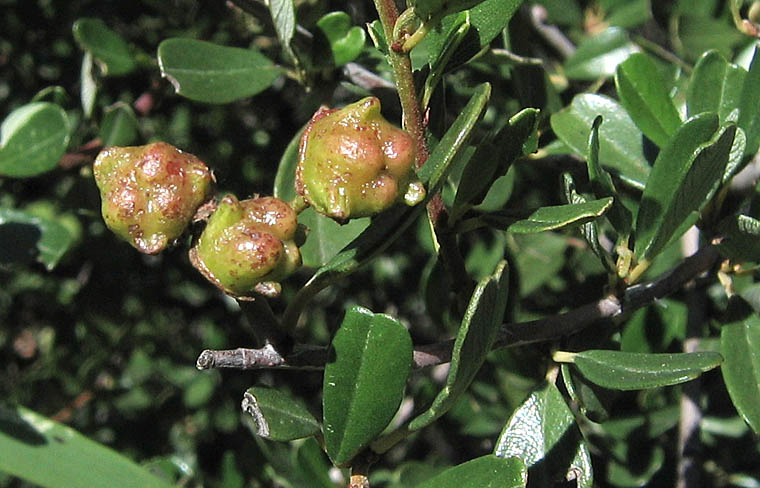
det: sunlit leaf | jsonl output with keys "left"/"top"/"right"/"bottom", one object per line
{"left": 0, "top": 102, "right": 69, "bottom": 178}
{"left": 561, "top": 349, "right": 723, "bottom": 390}
{"left": 323, "top": 307, "right": 412, "bottom": 466}
{"left": 157, "top": 39, "right": 282, "bottom": 103}
{"left": 0, "top": 405, "right": 172, "bottom": 488}
{"left": 73, "top": 18, "right": 136, "bottom": 76}
{"left": 242, "top": 386, "right": 320, "bottom": 441}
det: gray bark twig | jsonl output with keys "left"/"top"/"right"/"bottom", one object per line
{"left": 197, "top": 246, "right": 721, "bottom": 371}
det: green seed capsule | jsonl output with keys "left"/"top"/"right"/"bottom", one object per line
{"left": 189, "top": 195, "right": 302, "bottom": 298}
{"left": 296, "top": 97, "right": 425, "bottom": 221}
{"left": 93, "top": 142, "right": 213, "bottom": 254}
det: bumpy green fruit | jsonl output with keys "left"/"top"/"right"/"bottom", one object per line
{"left": 93, "top": 142, "right": 213, "bottom": 254}
{"left": 189, "top": 195, "right": 302, "bottom": 298}
{"left": 296, "top": 97, "right": 425, "bottom": 221}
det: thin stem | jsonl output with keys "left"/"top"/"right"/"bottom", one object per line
{"left": 197, "top": 245, "right": 721, "bottom": 371}
{"left": 238, "top": 297, "right": 292, "bottom": 352}
{"left": 373, "top": 0, "right": 429, "bottom": 168}
{"left": 528, "top": 5, "right": 576, "bottom": 58}
{"left": 632, "top": 35, "right": 693, "bottom": 73}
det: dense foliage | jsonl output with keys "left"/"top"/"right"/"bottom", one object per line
{"left": 3, "top": 0, "right": 760, "bottom": 487}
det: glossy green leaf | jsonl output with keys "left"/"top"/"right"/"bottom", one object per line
{"left": 72, "top": 18, "right": 136, "bottom": 76}
{"left": 298, "top": 208, "right": 370, "bottom": 268}
{"left": 507, "top": 197, "right": 613, "bottom": 234}
{"left": 99, "top": 103, "right": 139, "bottom": 147}
{"left": 418, "top": 82, "right": 491, "bottom": 192}
{"left": 561, "top": 364, "right": 612, "bottom": 422}
{"left": 615, "top": 53, "right": 682, "bottom": 147}
{"left": 723, "top": 125, "right": 747, "bottom": 184}
{"left": 564, "top": 27, "right": 639, "bottom": 80}
{"left": 0, "top": 208, "right": 75, "bottom": 270}
{"left": 409, "top": 261, "right": 509, "bottom": 431}
{"left": 738, "top": 46, "right": 760, "bottom": 155}
{"left": 323, "top": 307, "right": 412, "bottom": 466}
{"left": 316, "top": 12, "right": 366, "bottom": 67}
{"left": 0, "top": 405, "right": 172, "bottom": 488}
{"left": 562, "top": 349, "right": 723, "bottom": 390}
{"left": 451, "top": 108, "right": 538, "bottom": 221}
{"left": 721, "top": 296, "right": 760, "bottom": 433}
{"left": 269, "top": 0, "right": 296, "bottom": 55}
{"left": 717, "top": 213, "right": 760, "bottom": 262}
{"left": 157, "top": 39, "right": 282, "bottom": 103}
{"left": 422, "top": 15, "right": 470, "bottom": 107}
{"left": 0, "top": 102, "right": 70, "bottom": 178}
{"left": 687, "top": 50, "right": 746, "bottom": 123}
{"left": 634, "top": 115, "right": 735, "bottom": 261}
{"left": 494, "top": 381, "right": 593, "bottom": 487}
{"left": 550, "top": 93, "right": 649, "bottom": 189}
{"left": 587, "top": 116, "right": 632, "bottom": 235}
{"left": 425, "top": 0, "right": 523, "bottom": 66}
{"left": 242, "top": 387, "right": 320, "bottom": 441}
{"left": 415, "top": 455, "right": 526, "bottom": 488}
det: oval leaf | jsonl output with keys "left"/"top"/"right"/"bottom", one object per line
{"left": 565, "top": 349, "right": 723, "bottom": 390}
{"left": 73, "top": 18, "right": 136, "bottom": 76}
{"left": 157, "top": 38, "right": 282, "bottom": 103}
{"left": 0, "top": 405, "right": 173, "bottom": 488}
{"left": 586, "top": 116, "right": 632, "bottom": 236}
{"left": 550, "top": 93, "right": 649, "bottom": 189}
{"left": 717, "top": 213, "right": 760, "bottom": 263}
{"left": 298, "top": 208, "right": 370, "bottom": 268}
{"left": 451, "top": 107, "right": 538, "bottom": 221}
{"left": 0, "top": 208, "right": 75, "bottom": 270}
{"left": 564, "top": 27, "right": 639, "bottom": 80}
{"left": 242, "top": 387, "right": 320, "bottom": 441}
{"left": 634, "top": 115, "right": 735, "bottom": 261}
{"left": 615, "top": 53, "right": 682, "bottom": 147}
{"left": 323, "top": 307, "right": 412, "bottom": 466}
{"left": 495, "top": 381, "right": 593, "bottom": 487}
{"left": 316, "top": 12, "right": 366, "bottom": 67}
{"left": 415, "top": 455, "right": 526, "bottom": 488}
{"left": 687, "top": 50, "right": 746, "bottom": 123}
{"left": 507, "top": 197, "right": 613, "bottom": 234}
{"left": 269, "top": 0, "right": 296, "bottom": 54}
{"left": 100, "top": 103, "right": 139, "bottom": 147}
{"left": 409, "top": 261, "right": 509, "bottom": 431}
{"left": 0, "top": 102, "right": 70, "bottom": 178}
{"left": 425, "top": 0, "right": 523, "bottom": 67}
{"left": 418, "top": 82, "right": 491, "bottom": 191}
{"left": 720, "top": 297, "right": 760, "bottom": 433}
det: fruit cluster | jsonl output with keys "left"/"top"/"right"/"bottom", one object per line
{"left": 93, "top": 98, "right": 423, "bottom": 296}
